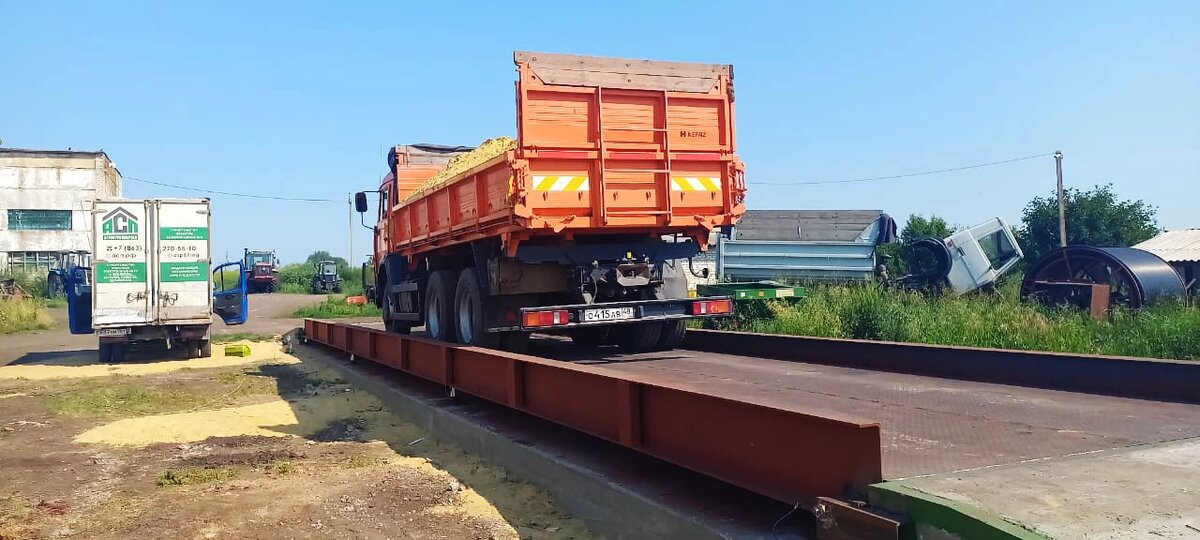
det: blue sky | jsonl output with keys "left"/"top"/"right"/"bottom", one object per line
{"left": 2, "top": 1, "right": 1196, "bottom": 264}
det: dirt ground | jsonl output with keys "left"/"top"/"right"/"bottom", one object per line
{"left": 0, "top": 338, "right": 589, "bottom": 539}
{"left": 1, "top": 293, "right": 347, "bottom": 366}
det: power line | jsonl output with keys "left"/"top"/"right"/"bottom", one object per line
{"left": 748, "top": 152, "right": 1054, "bottom": 186}
{"left": 123, "top": 175, "right": 339, "bottom": 202}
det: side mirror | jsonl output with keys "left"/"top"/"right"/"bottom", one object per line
{"left": 354, "top": 192, "right": 369, "bottom": 213}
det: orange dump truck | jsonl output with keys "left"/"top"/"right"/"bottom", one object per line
{"left": 355, "top": 51, "right": 745, "bottom": 351}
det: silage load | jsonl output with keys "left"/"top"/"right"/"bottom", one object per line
{"left": 403, "top": 137, "right": 517, "bottom": 202}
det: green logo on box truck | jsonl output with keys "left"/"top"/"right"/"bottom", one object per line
{"left": 101, "top": 207, "right": 139, "bottom": 240}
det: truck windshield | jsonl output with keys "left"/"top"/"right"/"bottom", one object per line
{"left": 247, "top": 253, "right": 271, "bottom": 265}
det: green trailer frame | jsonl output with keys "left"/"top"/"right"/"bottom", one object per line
{"left": 695, "top": 281, "right": 806, "bottom": 301}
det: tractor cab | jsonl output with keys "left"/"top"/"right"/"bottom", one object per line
{"left": 311, "top": 260, "right": 343, "bottom": 294}
{"left": 47, "top": 250, "right": 92, "bottom": 298}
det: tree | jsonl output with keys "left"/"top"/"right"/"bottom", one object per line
{"left": 877, "top": 215, "right": 956, "bottom": 277}
{"left": 1016, "top": 184, "right": 1159, "bottom": 262}
{"left": 900, "top": 214, "right": 955, "bottom": 243}
{"left": 304, "top": 250, "right": 349, "bottom": 270}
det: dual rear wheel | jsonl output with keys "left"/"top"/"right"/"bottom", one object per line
{"left": 395, "top": 267, "right": 686, "bottom": 353}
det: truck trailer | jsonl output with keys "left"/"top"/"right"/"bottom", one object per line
{"left": 355, "top": 51, "right": 745, "bottom": 352}
{"left": 68, "top": 198, "right": 249, "bottom": 361}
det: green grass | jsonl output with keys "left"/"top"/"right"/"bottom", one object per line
{"left": 289, "top": 296, "right": 381, "bottom": 319}
{"left": 49, "top": 381, "right": 210, "bottom": 418}
{"left": 724, "top": 281, "right": 1200, "bottom": 360}
{"left": 267, "top": 459, "right": 295, "bottom": 476}
{"left": 211, "top": 332, "right": 277, "bottom": 344}
{"left": 0, "top": 297, "right": 56, "bottom": 334}
{"left": 47, "top": 372, "right": 276, "bottom": 418}
{"left": 157, "top": 466, "right": 241, "bottom": 487}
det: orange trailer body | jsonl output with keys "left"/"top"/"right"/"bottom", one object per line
{"left": 382, "top": 51, "right": 745, "bottom": 260}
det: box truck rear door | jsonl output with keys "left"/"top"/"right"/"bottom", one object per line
{"left": 155, "top": 200, "right": 213, "bottom": 324}
{"left": 92, "top": 200, "right": 153, "bottom": 326}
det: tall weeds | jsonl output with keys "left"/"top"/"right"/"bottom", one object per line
{"left": 730, "top": 283, "right": 1199, "bottom": 360}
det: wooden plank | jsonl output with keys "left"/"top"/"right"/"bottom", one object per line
{"left": 529, "top": 67, "right": 719, "bottom": 93}
{"left": 515, "top": 50, "right": 730, "bottom": 77}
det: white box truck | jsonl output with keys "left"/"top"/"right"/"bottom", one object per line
{"left": 77, "top": 198, "right": 248, "bottom": 362}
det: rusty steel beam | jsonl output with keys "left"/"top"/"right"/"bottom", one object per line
{"left": 304, "top": 319, "right": 883, "bottom": 503}
{"left": 684, "top": 329, "right": 1200, "bottom": 404}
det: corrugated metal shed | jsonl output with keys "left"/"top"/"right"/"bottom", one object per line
{"left": 733, "top": 210, "right": 884, "bottom": 241}
{"left": 1134, "top": 230, "right": 1200, "bottom": 263}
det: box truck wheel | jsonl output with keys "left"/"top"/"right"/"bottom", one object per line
{"left": 569, "top": 327, "right": 610, "bottom": 347}
{"left": 655, "top": 320, "right": 687, "bottom": 351}
{"left": 617, "top": 322, "right": 663, "bottom": 353}
{"left": 454, "top": 269, "right": 499, "bottom": 348}
{"left": 99, "top": 342, "right": 126, "bottom": 363}
{"left": 200, "top": 339, "right": 212, "bottom": 358}
{"left": 425, "top": 270, "right": 456, "bottom": 342}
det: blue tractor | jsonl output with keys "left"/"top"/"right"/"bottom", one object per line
{"left": 47, "top": 250, "right": 92, "bottom": 299}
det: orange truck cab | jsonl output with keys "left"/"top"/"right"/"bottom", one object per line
{"left": 356, "top": 51, "right": 744, "bottom": 352}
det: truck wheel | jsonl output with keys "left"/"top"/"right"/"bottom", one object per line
{"left": 383, "top": 289, "right": 412, "bottom": 334}
{"left": 654, "top": 320, "right": 687, "bottom": 351}
{"left": 617, "top": 322, "right": 663, "bottom": 353}
{"left": 199, "top": 339, "right": 212, "bottom": 358}
{"left": 185, "top": 341, "right": 200, "bottom": 359}
{"left": 110, "top": 343, "right": 127, "bottom": 363}
{"left": 569, "top": 327, "right": 610, "bottom": 348}
{"left": 425, "top": 270, "right": 456, "bottom": 342}
{"left": 334, "top": 284, "right": 342, "bottom": 293}
{"left": 98, "top": 342, "right": 113, "bottom": 363}
{"left": 454, "top": 269, "right": 499, "bottom": 348}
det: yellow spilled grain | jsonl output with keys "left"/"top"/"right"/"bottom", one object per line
{"left": 403, "top": 137, "right": 516, "bottom": 203}
{"left": 0, "top": 341, "right": 297, "bottom": 381}
{"left": 74, "top": 400, "right": 301, "bottom": 446}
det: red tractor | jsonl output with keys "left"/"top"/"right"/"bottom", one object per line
{"left": 243, "top": 248, "right": 279, "bottom": 293}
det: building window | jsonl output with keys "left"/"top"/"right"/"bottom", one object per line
{"left": 7, "top": 210, "right": 73, "bottom": 231}
{"left": 6, "top": 251, "right": 57, "bottom": 273}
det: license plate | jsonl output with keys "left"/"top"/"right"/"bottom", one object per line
{"left": 582, "top": 307, "right": 635, "bottom": 322}
{"left": 96, "top": 328, "right": 129, "bottom": 337}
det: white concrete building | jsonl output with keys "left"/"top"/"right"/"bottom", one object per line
{"left": 0, "top": 148, "right": 122, "bottom": 273}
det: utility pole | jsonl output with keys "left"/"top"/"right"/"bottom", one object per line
{"left": 1055, "top": 150, "right": 1066, "bottom": 248}
{"left": 347, "top": 193, "right": 354, "bottom": 269}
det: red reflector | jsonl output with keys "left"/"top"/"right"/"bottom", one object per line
{"left": 692, "top": 299, "right": 734, "bottom": 315}
{"left": 707, "top": 299, "right": 733, "bottom": 314}
{"left": 522, "top": 310, "right": 569, "bottom": 328}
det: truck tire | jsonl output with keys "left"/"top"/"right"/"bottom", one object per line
{"left": 616, "top": 322, "right": 663, "bottom": 353}
{"left": 454, "top": 269, "right": 499, "bottom": 348}
{"left": 654, "top": 320, "right": 687, "bottom": 351}
{"left": 200, "top": 339, "right": 212, "bottom": 358}
{"left": 185, "top": 340, "right": 200, "bottom": 359}
{"left": 98, "top": 342, "right": 113, "bottom": 364}
{"left": 113, "top": 343, "right": 127, "bottom": 363}
{"left": 383, "top": 289, "right": 412, "bottom": 334}
{"left": 569, "top": 327, "right": 610, "bottom": 347}
{"left": 425, "top": 270, "right": 456, "bottom": 342}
